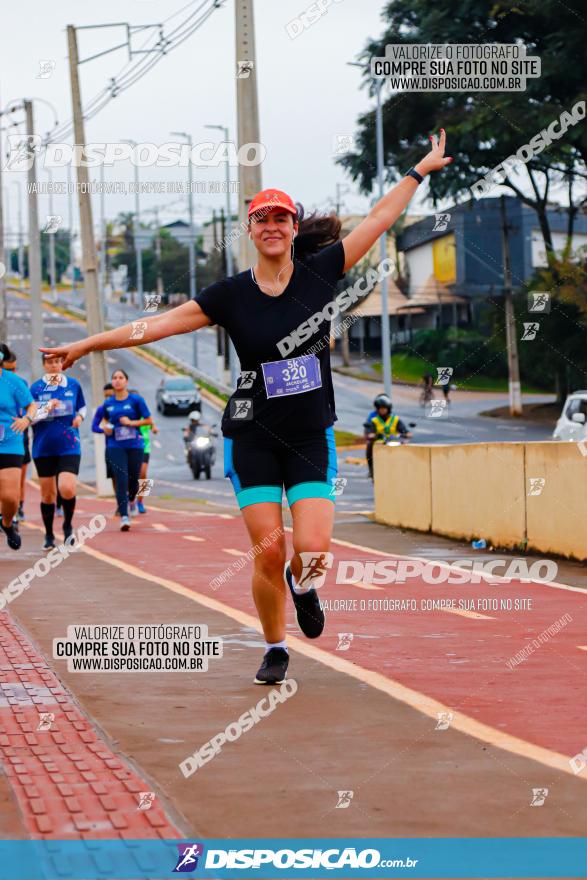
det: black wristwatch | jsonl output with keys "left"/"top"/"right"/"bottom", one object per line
{"left": 406, "top": 167, "right": 424, "bottom": 184}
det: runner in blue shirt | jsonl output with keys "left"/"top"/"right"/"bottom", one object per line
{"left": 2, "top": 349, "right": 32, "bottom": 523}
{"left": 30, "top": 353, "right": 87, "bottom": 549}
{"left": 0, "top": 343, "right": 36, "bottom": 550}
{"left": 100, "top": 369, "right": 152, "bottom": 531}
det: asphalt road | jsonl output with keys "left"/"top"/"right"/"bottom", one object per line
{"left": 82, "top": 289, "right": 554, "bottom": 444}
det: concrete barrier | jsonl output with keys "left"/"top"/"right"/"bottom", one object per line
{"left": 431, "top": 443, "right": 526, "bottom": 548}
{"left": 374, "top": 441, "right": 587, "bottom": 561}
{"left": 374, "top": 444, "right": 432, "bottom": 532}
{"left": 525, "top": 442, "right": 587, "bottom": 560}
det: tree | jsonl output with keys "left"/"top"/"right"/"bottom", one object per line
{"left": 519, "top": 256, "right": 587, "bottom": 401}
{"left": 338, "top": 0, "right": 587, "bottom": 277}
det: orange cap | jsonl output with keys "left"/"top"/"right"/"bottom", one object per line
{"left": 248, "top": 188, "right": 297, "bottom": 219}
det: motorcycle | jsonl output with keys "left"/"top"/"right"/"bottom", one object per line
{"left": 365, "top": 422, "right": 416, "bottom": 479}
{"left": 183, "top": 425, "right": 218, "bottom": 480}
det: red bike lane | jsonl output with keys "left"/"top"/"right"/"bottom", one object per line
{"left": 45, "top": 496, "right": 587, "bottom": 766}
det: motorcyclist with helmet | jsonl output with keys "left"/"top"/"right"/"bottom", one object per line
{"left": 183, "top": 410, "right": 217, "bottom": 479}
{"left": 363, "top": 393, "right": 412, "bottom": 480}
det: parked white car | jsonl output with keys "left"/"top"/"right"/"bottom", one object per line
{"left": 552, "top": 391, "right": 587, "bottom": 442}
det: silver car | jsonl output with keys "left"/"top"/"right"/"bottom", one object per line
{"left": 552, "top": 391, "right": 587, "bottom": 443}
{"left": 156, "top": 376, "right": 202, "bottom": 416}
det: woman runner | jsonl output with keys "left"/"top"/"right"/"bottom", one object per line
{"left": 99, "top": 370, "right": 152, "bottom": 531}
{"left": 30, "top": 353, "right": 87, "bottom": 549}
{"left": 40, "top": 130, "right": 452, "bottom": 682}
{"left": 2, "top": 350, "right": 31, "bottom": 522}
{"left": 0, "top": 343, "right": 36, "bottom": 550}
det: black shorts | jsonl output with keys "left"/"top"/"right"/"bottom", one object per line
{"left": 0, "top": 454, "right": 24, "bottom": 470}
{"left": 224, "top": 427, "right": 338, "bottom": 509}
{"left": 23, "top": 429, "right": 31, "bottom": 465}
{"left": 143, "top": 452, "right": 150, "bottom": 464}
{"left": 34, "top": 454, "right": 81, "bottom": 478}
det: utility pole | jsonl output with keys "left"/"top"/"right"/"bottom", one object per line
{"left": 235, "top": 0, "right": 262, "bottom": 271}
{"left": 46, "top": 168, "right": 57, "bottom": 302}
{"left": 67, "top": 164, "right": 76, "bottom": 295}
{"left": 375, "top": 78, "right": 392, "bottom": 399}
{"left": 211, "top": 210, "right": 224, "bottom": 380}
{"left": 67, "top": 24, "right": 109, "bottom": 494}
{"left": 153, "top": 206, "right": 163, "bottom": 298}
{"left": 0, "top": 88, "right": 7, "bottom": 340}
{"left": 171, "top": 130, "right": 197, "bottom": 366}
{"left": 11, "top": 181, "right": 24, "bottom": 290}
{"left": 500, "top": 195, "right": 522, "bottom": 416}
{"left": 0, "top": 171, "right": 5, "bottom": 342}
{"left": 220, "top": 207, "right": 231, "bottom": 384}
{"left": 205, "top": 122, "right": 239, "bottom": 386}
{"left": 99, "top": 163, "right": 107, "bottom": 312}
{"left": 25, "top": 100, "right": 43, "bottom": 377}
{"left": 123, "top": 140, "right": 143, "bottom": 309}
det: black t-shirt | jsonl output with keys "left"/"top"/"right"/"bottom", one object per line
{"left": 195, "top": 240, "right": 346, "bottom": 439}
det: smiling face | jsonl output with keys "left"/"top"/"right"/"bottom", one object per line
{"left": 111, "top": 370, "right": 128, "bottom": 392}
{"left": 248, "top": 208, "right": 298, "bottom": 259}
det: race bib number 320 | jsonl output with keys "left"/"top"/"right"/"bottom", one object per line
{"left": 261, "top": 355, "right": 322, "bottom": 398}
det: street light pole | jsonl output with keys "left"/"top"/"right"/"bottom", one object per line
{"left": 348, "top": 62, "right": 392, "bottom": 397}
{"left": 123, "top": 139, "right": 143, "bottom": 308}
{"left": 235, "top": 0, "right": 262, "bottom": 270}
{"left": 45, "top": 168, "right": 57, "bottom": 302}
{"left": 67, "top": 24, "right": 109, "bottom": 495}
{"left": 375, "top": 78, "right": 392, "bottom": 399}
{"left": 205, "top": 123, "right": 238, "bottom": 387}
{"left": 99, "top": 162, "right": 107, "bottom": 315}
{"left": 66, "top": 164, "right": 76, "bottom": 296}
{"left": 11, "top": 182, "right": 24, "bottom": 290}
{"left": 171, "top": 130, "right": 197, "bottom": 367}
{"left": 25, "top": 100, "right": 43, "bottom": 377}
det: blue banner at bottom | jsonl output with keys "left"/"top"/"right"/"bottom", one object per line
{"left": 0, "top": 838, "right": 585, "bottom": 879}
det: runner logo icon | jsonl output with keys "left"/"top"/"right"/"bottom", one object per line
{"left": 298, "top": 551, "right": 333, "bottom": 590}
{"left": 173, "top": 843, "right": 205, "bottom": 872}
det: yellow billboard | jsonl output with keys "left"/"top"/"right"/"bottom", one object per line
{"left": 432, "top": 233, "right": 456, "bottom": 283}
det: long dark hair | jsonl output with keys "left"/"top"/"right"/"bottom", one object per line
{"left": 294, "top": 203, "right": 341, "bottom": 257}
{"left": 0, "top": 343, "right": 11, "bottom": 365}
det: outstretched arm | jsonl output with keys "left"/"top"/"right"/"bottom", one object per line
{"left": 342, "top": 130, "right": 452, "bottom": 272}
{"left": 39, "top": 300, "right": 212, "bottom": 369}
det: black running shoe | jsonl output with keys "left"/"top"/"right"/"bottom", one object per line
{"left": 63, "top": 523, "right": 74, "bottom": 544}
{"left": 2, "top": 522, "right": 22, "bottom": 551}
{"left": 254, "top": 648, "right": 289, "bottom": 685}
{"left": 285, "top": 564, "right": 325, "bottom": 639}
{"left": 43, "top": 534, "right": 56, "bottom": 551}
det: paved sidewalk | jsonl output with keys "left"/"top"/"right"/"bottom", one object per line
{"left": 1, "top": 490, "right": 585, "bottom": 842}
{"left": 0, "top": 611, "right": 181, "bottom": 839}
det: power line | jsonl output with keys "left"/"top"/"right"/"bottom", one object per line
{"left": 42, "top": 0, "right": 222, "bottom": 147}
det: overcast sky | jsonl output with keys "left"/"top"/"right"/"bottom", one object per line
{"left": 1, "top": 0, "right": 438, "bottom": 237}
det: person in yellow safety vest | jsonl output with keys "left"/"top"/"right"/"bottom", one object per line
{"left": 363, "top": 394, "right": 412, "bottom": 480}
